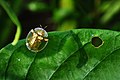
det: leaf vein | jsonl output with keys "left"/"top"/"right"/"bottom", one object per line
{"left": 83, "top": 47, "right": 120, "bottom": 80}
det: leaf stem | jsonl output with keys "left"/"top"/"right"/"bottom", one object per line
{"left": 12, "top": 25, "right": 21, "bottom": 45}
{"left": 0, "top": 0, "right": 21, "bottom": 45}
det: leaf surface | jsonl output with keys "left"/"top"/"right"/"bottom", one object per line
{"left": 0, "top": 29, "right": 120, "bottom": 80}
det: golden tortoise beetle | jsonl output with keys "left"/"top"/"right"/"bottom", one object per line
{"left": 26, "top": 26, "right": 48, "bottom": 52}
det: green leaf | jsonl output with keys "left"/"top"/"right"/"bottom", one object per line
{"left": 27, "top": 1, "right": 48, "bottom": 12}
{"left": 0, "top": 29, "right": 120, "bottom": 80}
{"left": 100, "top": 1, "right": 120, "bottom": 23}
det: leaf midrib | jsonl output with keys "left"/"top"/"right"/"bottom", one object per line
{"left": 48, "top": 49, "right": 80, "bottom": 80}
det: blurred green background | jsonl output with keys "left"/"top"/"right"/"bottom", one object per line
{"left": 0, "top": 0, "right": 120, "bottom": 49}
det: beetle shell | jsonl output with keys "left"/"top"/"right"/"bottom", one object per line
{"left": 26, "top": 27, "right": 48, "bottom": 52}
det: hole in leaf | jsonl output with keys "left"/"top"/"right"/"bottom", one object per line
{"left": 91, "top": 36, "right": 103, "bottom": 48}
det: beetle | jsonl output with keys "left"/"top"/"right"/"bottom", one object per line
{"left": 26, "top": 26, "right": 48, "bottom": 52}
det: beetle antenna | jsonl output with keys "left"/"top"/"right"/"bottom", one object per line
{"left": 44, "top": 26, "right": 47, "bottom": 29}
{"left": 39, "top": 25, "right": 42, "bottom": 28}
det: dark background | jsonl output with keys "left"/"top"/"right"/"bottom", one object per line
{"left": 0, "top": 0, "right": 120, "bottom": 49}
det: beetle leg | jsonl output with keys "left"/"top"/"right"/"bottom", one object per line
{"left": 44, "top": 38, "right": 48, "bottom": 42}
